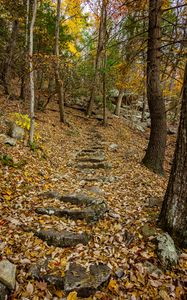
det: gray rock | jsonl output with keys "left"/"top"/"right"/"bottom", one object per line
{"left": 115, "top": 268, "right": 124, "bottom": 278}
{"left": 0, "top": 134, "right": 17, "bottom": 146}
{"left": 77, "top": 154, "right": 105, "bottom": 163}
{"left": 144, "top": 261, "right": 163, "bottom": 276}
{"left": 60, "top": 193, "right": 95, "bottom": 206}
{"left": 156, "top": 233, "right": 179, "bottom": 269}
{"left": 0, "top": 260, "right": 16, "bottom": 290}
{"left": 4, "top": 137, "right": 17, "bottom": 146}
{"left": 43, "top": 274, "right": 64, "bottom": 289}
{"left": 0, "top": 282, "right": 9, "bottom": 300}
{"left": 167, "top": 127, "right": 177, "bottom": 135}
{"left": 108, "top": 143, "right": 118, "bottom": 151}
{"left": 64, "top": 262, "right": 111, "bottom": 297}
{"left": 77, "top": 162, "right": 111, "bottom": 169}
{"left": 148, "top": 197, "right": 163, "bottom": 208}
{"left": 84, "top": 186, "right": 104, "bottom": 195}
{"left": 9, "top": 123, "right": 24, "bottom": 140}
{"left": 40, "top": 191, "right": 61, "bottom": 199}
{"left": 35, "top": 229, "right": 90, "bottom": 248}
{"left": 141, "top": 224, "right": 157, "bottom": 238}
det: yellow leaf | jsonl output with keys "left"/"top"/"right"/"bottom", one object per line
{"left": 54, "top": 290, "right": 64, "bottom": 297}
{"left": 107, "top": 279, "right": 119, "bottom": 294}
{"left": 67, "top": 291, "right": 77, "bottom": 300}
{"left": 4, "top": 195, "right": 11, "bottom": 201}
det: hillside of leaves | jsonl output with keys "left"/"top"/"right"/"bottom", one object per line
{"left": 0, "top": 94, "right": 186, "bottom": 300}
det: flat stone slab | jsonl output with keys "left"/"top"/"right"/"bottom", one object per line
{"left": 77, "top": 155, "right": 105, "bottom": 163}
{"left": 35, "top": 229, "right": 90, "bottom": 248}
{"left": 77, "top": 162, "right": 111, "bottom": 169}
{"left": 35, "top": 207, "right": 97, "bottom": 222}
{"left": 60, "top": 193, "right": 95, "bottom": 206}
{"left": 64, "top": 262, "right": 111, "bottom": 297}
{"left": 39, "top": 191, "right": 61, "bottom": 199}
{"left": 0, "top": 282, "right": 9, "bottom": 300}
{"left": 0, "top": 260, "right": 16, "bottom": 290}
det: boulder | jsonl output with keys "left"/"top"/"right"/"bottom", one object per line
{"left": 0, "top": 260, "right": 16, "bottom": 290}
{"left": 156, "top": 233, "right": 179, "bottom": 269}
{"left": 64, "top": 262, "right": 111, "bottom": 297}
{"left": 0, "top": 134, "right": 16, "bottom": 146}
{"left": 9, "top": 123, "right": 24, "bottom": 140}
{"left": 0, "top": 282, "right": 9, "bottom": 300}
{"left": 108, "top": 143, "right": 118, "bottom": 151}
{"left": 144, "top": 261, "right": 163, "bottom": 276}
{"left": 35, "top": 229, "right": 90, "bottom": 248}
{"left": 141, "top": 224, "right": 157, "bottom": 239}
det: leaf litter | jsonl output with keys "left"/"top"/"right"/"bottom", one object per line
{"left": 0, "top": 98, "right": 186, "bottom": 299}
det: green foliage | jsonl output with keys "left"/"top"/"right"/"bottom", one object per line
{"left": 10, "top": 113, "right": 40, "bottom": 141}
{"left": 0, "top": 154, "right": 26, "bottom": 168}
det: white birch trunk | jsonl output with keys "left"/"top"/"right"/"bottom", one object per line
{"left": 29, "top": 0, "right": 37, "bottom": 143}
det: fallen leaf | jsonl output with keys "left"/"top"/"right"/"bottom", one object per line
{"left": 67, "top": 291, "right": 78, "bottom": 300}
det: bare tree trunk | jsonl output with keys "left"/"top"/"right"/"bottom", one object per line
{"left": 158, "top": 61, "right": 187, "bottom": 247}
{"left": 114, "top": 90, "right": 124, "bottom": 116}
{"left": 1, "top": 20, "right": 19, "bottom": 95}
{"left": 54, "top": 0, "right": 65, "bottom": 123}
{"left": 102, "top": 0, "right": 107, "bottom": 126}
{"left": 142, "top": 0, "right": 167, "bottom": 175}
{"left": 29, "top": 0, "right": 37, "bottom": 144}
{"left": 86, "top": 0, "right": 105, "bottom": 117}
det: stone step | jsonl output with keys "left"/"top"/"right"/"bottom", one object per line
{"left": 35, "top": 229, "right": 90, "bottom": 248}
{"left": 35, "top": 207, "right": 100, "bottom": 222}
{"left": 60, "top": 193, "right": 95, "bottom": 205}
{"left": 77, "top": 156, "right": 105, "bottom": 163}
{"left": 64, "top": 262, "right": 111, "bottom": 297}
{"left": 77, "top": 162, "right": 111, "bottom": 169}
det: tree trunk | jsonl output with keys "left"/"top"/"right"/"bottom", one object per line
{"left": 114, "top": 90, "right": 124, "bottom": 116}
{"left": 158, "top": 61, "right": 187, "bottom": 247}
{"left": 1, "top": 20, "right": 19, "bottom": 95}
{"left": 29, "top": 0, "right": 37, "bottom": 144}
{"left": 142, "top": 0, "right": 167, "bottom": 175}
{"left": 102, "top": 0, "right": 107, "bottom": 126}
{"left": 86, "top": 0, "right": 105, "bottom": 117}
{"left": 54, "top": 0, "right": 65, "bottom": 123}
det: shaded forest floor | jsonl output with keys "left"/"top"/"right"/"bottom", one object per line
{"left": 0, "top": 96, "right": 186, "bottom": 299}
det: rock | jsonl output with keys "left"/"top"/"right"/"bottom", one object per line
{"left": 0, "top": 260, "right": 16, "bottom": 290}
{"left": 4, "top": 137, "right": 17, "bottom": 146}
{"left": 9, "top": 123, "right": 24, "bottom": 140}
{"left": 156, "top": 233, "right": 179, "bottom": 269}
{"left": 35, "top": 229, "right": 90, "bottom": 247}
{"left": 0, "top": 282, "right": 9, "bottom": 300}
{"left": 60, "top": 193, "right": 95, "bottom": 206}
{"left": 43, "top": 274, "right": 64, "bottom": 289}
{"left": 115, "top": 268, "right": 124, "bottom": 278}
{"left": 144, "top": 261, "right": 163, "bottom": 276}
{"left": 84, "top": 186, "right": 104, "bottom": 195}
{"left": 40, "top": 191, "right": 61, "bottom": 199}
{"left": 148, "top": 197, "right": 163, "bottom": 208}
{"left": 35, "top": 207, "right": 97, "bottom": 222}
{"left": 64, "top": 262, "right": 111, "bottom": 297}
{"left": 77, "top": 162, "right": 111, "bottom": 169}
{"left": 167, "top": 127, "right": 177, "bottom": 135}
{"left": 0, "top": 134, "right": 17, "bottom": 146}
{"left": 77, "top": 154, "right": 105, "bottom": 163}
{"left": 141, "top": 224, "right": 157, "bottom": 238}
{"left": 108, "top": 143, "right": 118, "bottom": 151}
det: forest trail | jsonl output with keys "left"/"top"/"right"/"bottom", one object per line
{"left": 0, "top": 101, "right": 186, "bottom": 299}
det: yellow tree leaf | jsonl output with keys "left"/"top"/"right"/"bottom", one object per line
{"left": 67, "top": 291, "right": 78, "bottom": 300}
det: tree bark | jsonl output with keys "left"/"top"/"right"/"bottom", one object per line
{"left": 102, "top": 0, "right": 107, "bottom": 126}
{"left": 86, "top": 0, "right": 105, "bottom": 117}
{"left": 142, "top": 0, "right": 167, "bottom": 175}
{"left": 114, "top": 89, "right": 124, "bottom": 116}
{"left": 54, "top": 0, "right": 65, "bottom": 123}
{"left": 29, "top": 0, "right": 37, "bottom": 144}
{"left": 158, "top": 62, "right": 187, "bottom": 247}
{"left": 1, "top": 19, "right": 19, "bottom": 95}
